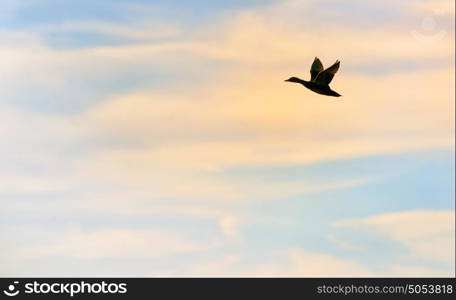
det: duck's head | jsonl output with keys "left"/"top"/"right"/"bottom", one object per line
{"left": 285, "top": 77, "right": 302, "bottom": 83}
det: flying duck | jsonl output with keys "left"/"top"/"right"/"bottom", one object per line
{"left": 285, "top": 57, "right": 341, "bottom": 97}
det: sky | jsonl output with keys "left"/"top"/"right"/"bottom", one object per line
{"left": 0, "top": 0, "right": 454, "bottom": 277}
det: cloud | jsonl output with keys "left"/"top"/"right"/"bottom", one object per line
{"left": 36, "top": 21, "right": 182, "bottom": 41}
{"left": 276, "top": 249, "right": 376, "bottom": 277}
{"left": 244, "top": 248, "right": 453, "bottom": 277}
{"left": 173, "top": 248, "right": 374, "bottom": 277}
{"left": 409, "top": 0, "right": 455, "bottom": 16}
{"left": 178, "top": 209, "right": 455, "bottom": 277}
{"left": 86, "top": 13, "right": 453, "bottom": 68}
{"left": 158, "top": 248, "right": 452, "bottom": 277}
{"left": 218, "top": 215, "right": 241, "bottom": 239}
{"left": 185, "top": 255, "right": 242, "bottom": 277}
{"left": 333, "top": 210, "right": 455, "bottom": 265}
{"left": 1, "top": 226, "right": 209, "bottom": 261}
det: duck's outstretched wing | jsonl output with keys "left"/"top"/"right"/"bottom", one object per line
{"left": 315, "top": 60, "right": 340, "bottom": 85}
{"left": 310, "top": 57, "right": 324, "bottom": 82}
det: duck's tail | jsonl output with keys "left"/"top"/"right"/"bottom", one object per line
{"left": 329, "top": 90, "right": 341, "bottom": 97}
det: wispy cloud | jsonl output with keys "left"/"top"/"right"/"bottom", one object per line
{"left": 9, "top": 227, "right": 209, "bottom": 260}
{"left": 333, "top": 210, "right": 455, "bottom": 265}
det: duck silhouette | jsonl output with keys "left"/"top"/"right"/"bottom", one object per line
{"left": 285, "top": 57, "right": 341, "bottom": 97}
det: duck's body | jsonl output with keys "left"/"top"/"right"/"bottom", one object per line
{"left": 286, "top": 77, "right": 341, "bottom": 97}
{"left": 285, "top": 57, "right": 341, "bottom": 97}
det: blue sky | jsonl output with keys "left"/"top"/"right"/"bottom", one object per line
{"left": 0, "top": 0, "right": 454, "bottom": 276}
